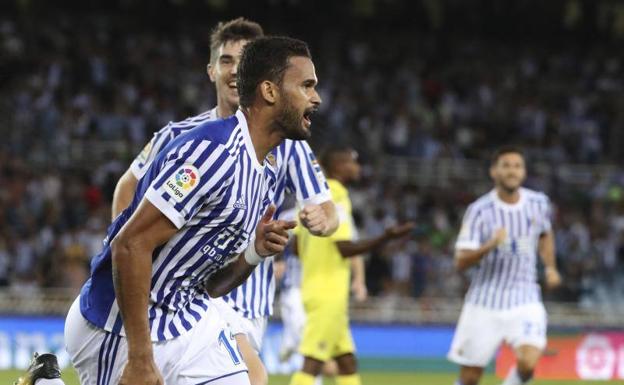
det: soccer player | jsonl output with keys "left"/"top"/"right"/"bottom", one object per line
{"left": 65, "top": 36, "right": 322, "bottom": 385}
{"left": 289, "top": 145, "right": 414, "bottom": 385}
{"left": 111, "top": 19, "right": 338, "bottom": 385}
{"left": 448, "top": 146, "right": 562, "bottom": 385}
{"left": 277, "top": 208, "right": 367, "bottom": 385}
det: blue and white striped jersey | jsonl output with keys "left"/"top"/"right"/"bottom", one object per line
{"left": 80, "top": 110, "right": 276, "bottom": 341}
{"left": 221, "top": 141, "right": 331, "bottom": 319}
{"left": 127, "top": 108, "right": 331, "bottom": 320}
{"left": 455, "top": 188, "right": 553, "bottom": 310}
{"left": 129, "top": 108, "right": 218, "bottom": 180}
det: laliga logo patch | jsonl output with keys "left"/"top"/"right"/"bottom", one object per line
{"left": 166, "top": 164, "right": 200, "bottom": 203}
{"left": 175, "top": 167, "right": 198, "bottom": 189}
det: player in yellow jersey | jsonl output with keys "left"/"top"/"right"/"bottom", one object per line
{"left": 289, "top": 145, "right": 414, "bottom": 385}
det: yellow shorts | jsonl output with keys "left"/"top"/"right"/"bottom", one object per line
{"left": 299, "top": 299, "right": 355, "bottom": 362}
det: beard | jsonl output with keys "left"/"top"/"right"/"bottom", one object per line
{"left": 275, "top": 99, "right": 310, "bottom": 140}
{"left": 499, "top": 178, "right": 521, "bottom": 194}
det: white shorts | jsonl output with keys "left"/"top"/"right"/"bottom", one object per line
{"left": 447, "top": 302, "right": 547, "bottom": 367}
{"left": 211, "top": 298, "right": 268, "bottom": 353}
{"left": 65, "top": 297, "right": 249, "bottom": 385}
{"left": 279, "top": 287, "right": 306, "bottom": 352}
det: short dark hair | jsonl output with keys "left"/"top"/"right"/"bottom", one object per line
{"left": 320, "top": 144, "right": 354, "bottom": 172}
{"left": 237, "top": 36, "right": 311, "bottom": 108}
{"left": 491, "top": 145, "right": 525, "bottom": 165}
{"left": 209, "top": 18, "right": 264, "bottom": 64}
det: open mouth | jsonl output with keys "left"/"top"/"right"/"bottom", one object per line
{"left": 303, "top": 108, "right": 317, "bottom": 127}
{"left": 227, "top": 81, "right": 237, "bottom": 90}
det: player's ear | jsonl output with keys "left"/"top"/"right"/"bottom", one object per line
{"left": 489, "top": 166, "right": 496, "bottom": 180}
{"left": 207, "top": 63, "right": 216, "bottom": 82}
{"left": 260, "top": 80, "right": 278, "bottom": 105}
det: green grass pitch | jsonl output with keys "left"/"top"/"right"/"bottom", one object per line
{"left": 1, "top": 369, "right": 621, "bottom": 385}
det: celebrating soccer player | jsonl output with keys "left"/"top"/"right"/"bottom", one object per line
{"left": 448, "top": 146, "right": 562, "bottom": 385}
{"left": 65, "top": 36, "right": 323, "bottom": 385}
{"left": 110, "top": 19, "right": 338, "bottom": 385}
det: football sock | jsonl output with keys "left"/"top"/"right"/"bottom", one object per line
{"left": 336, "top": 374, "right": 362, "bottom": 385}
{"left": 289, "top": 371, "right": 316, "bottom": 385}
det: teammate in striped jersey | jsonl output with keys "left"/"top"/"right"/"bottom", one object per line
{"left": 111, "top": 19, "right": 337, "bottom": 385}
{"left": 448, "top": 146, "right": 562, "bottom": 385}
{"left": 65, "top": 36, "right": 322, "bottom": 385}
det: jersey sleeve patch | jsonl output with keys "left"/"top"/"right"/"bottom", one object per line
{"left": 165, "top": 165, "right": 200, "bottom": 203}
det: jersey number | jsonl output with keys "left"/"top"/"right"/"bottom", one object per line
{"left": 218, "top": 329, "right": 241, "bottom": 365}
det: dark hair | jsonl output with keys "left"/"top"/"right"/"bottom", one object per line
{"left": 209, "top": 18, "right": 264, "bottom": 64}
{"left": 320, "top": 144, "right": 354, "bottom": 172}
{"left": 237, "top": 36, "right": 311, "bottom": 108}
{"left": 491, "top": 145, "right": 525, "bottom": 165}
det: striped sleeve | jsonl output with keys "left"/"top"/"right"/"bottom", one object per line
{"left": 144, "top": 139, "right": 235, "bottom": 229}
{"left": 455, "top": 204, "right": 483, "bottom": 250}
{"left": 286, "top": 141, "right": 331, "bottom": 205}
{"left": 130, "top": 124, "right": 177, "bottom": 179}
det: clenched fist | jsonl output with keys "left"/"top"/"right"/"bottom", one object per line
{"left": 545, "top": 266, "right": 562, "bottom": 290}
{"left": 299, "top": 204, "right": 329, "bottom": 236}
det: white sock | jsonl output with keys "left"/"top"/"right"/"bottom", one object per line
{"left": 35, "top": 380, "right": 65, "bottom": 385}
{"left": 502, "top": 367, "right": 527, "bottom": 385}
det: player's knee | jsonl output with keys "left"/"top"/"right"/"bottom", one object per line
{"left": 459, "top": 366, "right": 483, "bottom": 385}
{"left": 516, "top": 352, "right": 538, "bottom": 374}
{"left": 335, "top": 354, "right": 357, "bottom": 375}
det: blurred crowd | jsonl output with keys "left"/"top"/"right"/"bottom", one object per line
{"left": 2, "top": 1, "right": 624, "bottom": 307}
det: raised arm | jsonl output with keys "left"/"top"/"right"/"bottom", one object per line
{"left": 335, "top": 223, "right": 414, "bottom": 258}
{"left": 287, "top": 140, "right": 338, "bottom": 236}
{"left": 454, "top": 228, "right": 506, "bottom": 272}
{"left": 299, "top": 200, "right": 338, "bottom": 237}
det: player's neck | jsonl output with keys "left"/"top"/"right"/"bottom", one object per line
{"left": 495, "top": 187, "right": 521, "bottom": 204}
{"left": 216, "top": 102, "right": 237, "bottom": 119}
{"left": 242, "top": 107, "right": 283, "bottom": 163}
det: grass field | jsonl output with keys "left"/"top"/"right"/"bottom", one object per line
{"left": 2, "top": 369, "right": 621, "bottom": 385}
